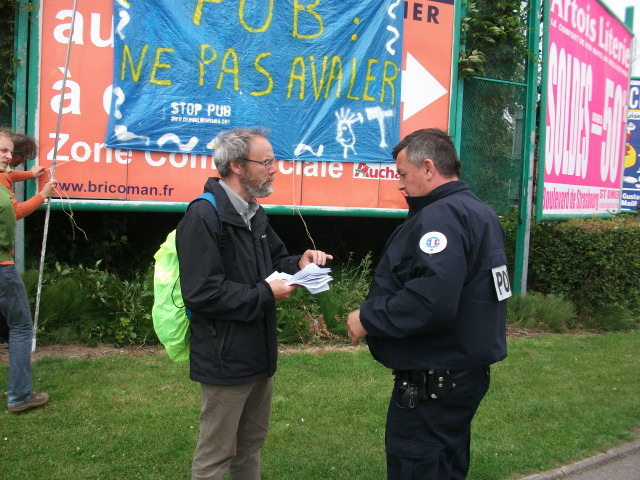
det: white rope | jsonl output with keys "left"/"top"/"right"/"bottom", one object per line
{"left": 32, "top": 0, "right": 79, "bottom": 353}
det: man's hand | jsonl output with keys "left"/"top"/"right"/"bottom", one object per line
{"left": 347, "top": 309, "right": 368, "bottom": 346}
{"left": 298, "top": 249, "right": 333, "bottom": 269}
{"left": 268, "top": 279, "right": 298, "bottom": 301}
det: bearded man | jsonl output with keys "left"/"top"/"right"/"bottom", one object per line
{"left": 177, "top": 127, "right": 332, "bottom": 480}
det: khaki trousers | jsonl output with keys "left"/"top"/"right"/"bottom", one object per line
{"left": 192, "top": 377, "right": 274, "bottom": 480}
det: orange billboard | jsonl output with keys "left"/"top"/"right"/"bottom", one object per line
{"left": 34, "top": 0, "right": 456, "bottom": 213}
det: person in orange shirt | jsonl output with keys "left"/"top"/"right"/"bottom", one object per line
{"left": 0, "top": 134, "right": 56, "bottom": 218}
{"left": 0, "top": 128, "right": 49, "bottom": 412}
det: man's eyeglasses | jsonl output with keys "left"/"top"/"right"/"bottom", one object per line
{"left": 242, "top": 158, "right": 276, "bottom": 168}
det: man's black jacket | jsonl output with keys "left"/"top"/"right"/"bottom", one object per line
{"left": 177, "top": 178, "right": 301, "bottom": 385}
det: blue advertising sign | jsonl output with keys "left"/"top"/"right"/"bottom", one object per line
{"left": 105, "top": 0, "right": 403, "bottom": 163}
{"left": 622, "top": 78, "right": 640, "bottom": 212}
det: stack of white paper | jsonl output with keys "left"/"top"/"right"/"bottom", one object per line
{"left": 265, "top": 263, "right": 333, "bottom": 294}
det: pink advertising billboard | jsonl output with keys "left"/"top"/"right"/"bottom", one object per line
{"left": 538, "top": 0, "right": 633, "bottom": 219}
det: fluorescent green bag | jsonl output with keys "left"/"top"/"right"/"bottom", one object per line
{"left": 152, "top": 193, "right": 219, "bottom": 362}
{"left": 152, "top": 229, "right": 190, "bottom": 362}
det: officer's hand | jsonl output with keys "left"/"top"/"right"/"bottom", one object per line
{"left": 268, "top": 279, "right": 298, "bottom": 301}
{"left": 347, "top": 309, "right": 368, "bottom": 346}
{"left": 298, "top": 249, "right": 334, "bottom": 269}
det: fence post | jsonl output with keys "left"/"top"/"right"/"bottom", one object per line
{"left": 513, "top": 0, "right": 542, "bottom": 295}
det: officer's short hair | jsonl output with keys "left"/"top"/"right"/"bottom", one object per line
{"left": 392, "top": 128, "right": 461, "bottom": 178}
{"left": 212, "top": 127, "right": 271, "bottom": 178}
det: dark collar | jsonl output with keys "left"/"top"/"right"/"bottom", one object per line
{"left": 405, "top": 180, "right": 468, "bottom": 217}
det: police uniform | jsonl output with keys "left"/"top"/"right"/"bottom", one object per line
{"left": 360, "top": 180, "right": 508, "bottom": 479}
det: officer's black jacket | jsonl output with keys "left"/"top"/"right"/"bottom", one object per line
{"left": 361, "top": 180, "right": 508, "bottom": 371}
{"left": 176, "top": 178, "right": 301, "bottom": 385}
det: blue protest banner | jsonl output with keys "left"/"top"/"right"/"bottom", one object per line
{"left": 105, "top": 0, "right": 403, "bottom": 163}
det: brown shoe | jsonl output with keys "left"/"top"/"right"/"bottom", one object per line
{"left": 8, "top": 392, "right": 49, "bottom": 412}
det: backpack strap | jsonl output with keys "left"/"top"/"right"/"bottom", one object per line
{"left": 193, "top": 192, "right": 223, "bottom": 231}
{"left": 183, "top": 192, "right": 223, "bottom": 323}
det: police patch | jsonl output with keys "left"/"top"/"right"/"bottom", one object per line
{"left": 419, "top": 232, "right": 447, "bottom": 254}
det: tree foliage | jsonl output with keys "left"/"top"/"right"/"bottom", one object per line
{"left": 457, "top": 0, "right": 533, "bottom": 214}
{"left": 459, "top": 0, "right": 531, "bottom": 79}
{"left": 0, "top": 0, "right": 29, "bottom": 110}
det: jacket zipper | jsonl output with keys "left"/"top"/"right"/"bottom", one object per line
{"left": 217, "top": 322, "right": 233, "bottom": 375}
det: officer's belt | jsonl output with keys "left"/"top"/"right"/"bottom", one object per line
{"left": 393, "top": 367, "right": 485, "bottom": 384}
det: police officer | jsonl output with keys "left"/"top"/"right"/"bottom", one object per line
{"left": 347, "top": 128, "right": 509, "bottom": 479}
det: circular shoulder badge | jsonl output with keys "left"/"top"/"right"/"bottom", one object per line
{"left": 419, "top": 231, "right": 447, "bottom": 254}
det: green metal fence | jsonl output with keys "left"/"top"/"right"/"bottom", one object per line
{"left": 454, "top": 0, "right": 541, "bottom": 294}
{"left": 0, "top": 1, "right": 15, "bottom": 129}
{"left": 456, "top": 1, "right": 535, "bottom": 217}
{"left": 459, "top": 78, "right": 527, "bottom": 215}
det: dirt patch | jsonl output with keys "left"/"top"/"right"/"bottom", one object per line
{"left": 0, "top": 326, "right": 539, "bottom": 363}
{"left": 0, "top": 342, "right": 165, "bottom": 363}
{"left": 0, "top": 342, "right": 362, "bottom": 363}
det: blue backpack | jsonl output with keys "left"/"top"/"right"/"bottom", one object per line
{"left": 152, "top": 193, "right": 221, "bottom": 361}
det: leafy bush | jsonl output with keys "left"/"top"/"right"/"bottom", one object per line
{"left": 275, "top": 288, "right": 317, "bottom": 344}
{"left": 276, "top": 253, "right": 373, "bottom": 344}
{"left": 507, "top": 292, "right": 577, "bottom": 332}
{"left": 581, "top": 306, "right": 639, "bottom": 332}
{"left": 501, "top": 213, "right": 640, "bottom": 332}
{"left": 22, "top": 266, "right": 102, "bottom": 343}
{"left": 21, "top": 211, "right": 640, "bottom": 349}
{"left": 315, "top": 252, "right": 373, "bottom": 335}
{"left": 86, "top": 265, "right": 155, "bottom": 345}
{"left": 23, "top": 262, "right": 155, "bottom": 346}
{"left": 23, "top": 255, "right": 373, "bottom": 347}
{"left": 527, "top": 215, "right": 640, "bottom": 326}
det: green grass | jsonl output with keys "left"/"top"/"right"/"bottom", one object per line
{"left": 1, "top": 332, "right": 639, "bottom": 480}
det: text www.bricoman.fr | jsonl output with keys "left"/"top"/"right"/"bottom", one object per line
{"left": 57, "top": 180, "right": 176, "bottom": 198}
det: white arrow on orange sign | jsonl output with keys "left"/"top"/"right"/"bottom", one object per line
{"left": 401, "top": 53, "right": 448, "bottom": 121}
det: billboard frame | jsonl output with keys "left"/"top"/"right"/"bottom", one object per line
{"left": 536, "top": 0, "right": 634, "bottom": 221}
{"left": 20, "top": 0, "right": 462, "bottom": 217}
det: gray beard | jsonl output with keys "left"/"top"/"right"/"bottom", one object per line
{"left": 242, "top": 177, "right": 274, "bottom": 198}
